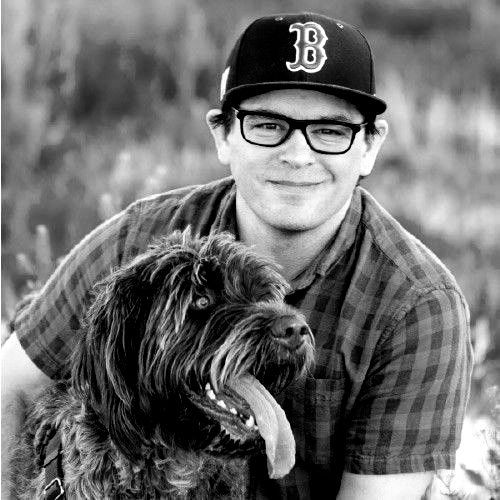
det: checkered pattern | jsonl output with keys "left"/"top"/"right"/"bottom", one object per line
{"left": 13, "top": 177, "right": 473, "bottom": 498}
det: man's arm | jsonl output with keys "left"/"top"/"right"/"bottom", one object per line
{"left": 1, "top": 199, "right": 148, "bottom": 496}
{"left": 337, "top": 288, "right": 472, "bottom": 499}
{"left": 1, "top": 333, "right": 52, "bottom": 497}
{"left": 336, "top": 471, "right": 433, "bottom": 500}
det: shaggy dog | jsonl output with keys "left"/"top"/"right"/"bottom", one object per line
{"left": 13, "top": 230, "right": 314, "bottom": 499}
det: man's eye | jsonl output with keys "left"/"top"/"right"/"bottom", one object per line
{"left": 254, "top": 122, "right": 281, "bottom": 130}
{"left": 317, "top": 127, "right": 344, "bottom": 136}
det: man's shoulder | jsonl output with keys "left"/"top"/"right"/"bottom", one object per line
{"left": 128, "top": 176, "right": 235, "bottom": 233}
{"left": 132, "top": 176, "right": 234, "bottom": 214}
{"left": 358, "top": 188, "right": 461, "bottom": 294}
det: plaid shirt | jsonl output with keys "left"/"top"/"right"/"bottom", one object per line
{"left": 14, "top": 177, "right": 473, "bottom": 498}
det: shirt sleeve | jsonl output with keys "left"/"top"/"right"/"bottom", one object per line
{"left": 343, "top": 287, "right": 473, "bottom": 474}
{"left": 12, "top": 201, "right": 142, "bottom": 379}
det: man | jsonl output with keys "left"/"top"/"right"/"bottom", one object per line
{"left": 2, "top": 12, "right": 472, "bottom": 499}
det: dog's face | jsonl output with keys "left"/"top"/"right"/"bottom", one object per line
{"left": 73, "top": 230, "right": 314, "bottom": 462}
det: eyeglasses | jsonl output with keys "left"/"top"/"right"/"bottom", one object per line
{"left": 234, "top": 108, "right": 366, "bottom": 154}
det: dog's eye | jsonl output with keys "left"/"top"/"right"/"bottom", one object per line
{"left": 194, "top": 296, "right": 212, "bottom": 310}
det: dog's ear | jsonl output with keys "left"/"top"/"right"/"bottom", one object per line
{"left": 72, "top": 265, "right": 153, "bottom": 461}
{"left": 192, "top": 256, "right": 222, "bottom": 289}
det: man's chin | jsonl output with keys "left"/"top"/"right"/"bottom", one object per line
{"left": 264, "top": 214, "right": 323, "bottom": 233}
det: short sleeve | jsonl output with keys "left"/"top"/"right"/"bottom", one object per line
{"left": 12, "top": 201, "right": 142, "bottom": 379}
{"left": 343, "top": 287, "right": 473, "bottom": 474}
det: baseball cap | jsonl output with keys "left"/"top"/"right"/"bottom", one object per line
{"left": 220, "top": 12, "right": 386, "bottom": 115}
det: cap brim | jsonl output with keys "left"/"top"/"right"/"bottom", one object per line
{"left": 222, "top": 82, "right": 387, "bottom": 116}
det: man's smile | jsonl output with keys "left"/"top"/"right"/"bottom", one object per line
{"left": 266, "top": 180, "right": 326, "bottom": 187}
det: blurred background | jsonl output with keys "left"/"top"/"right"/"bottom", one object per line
{"left": 2, "top": 0, "right": 499, "bottom": 497}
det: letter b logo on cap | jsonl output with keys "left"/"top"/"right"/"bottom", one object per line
{"left": 286, "top": 22, "right": 328, "bottom": 73}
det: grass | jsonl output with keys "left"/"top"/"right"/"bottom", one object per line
{"left": 2, "top": 0, "right": 499, "bottom": 496}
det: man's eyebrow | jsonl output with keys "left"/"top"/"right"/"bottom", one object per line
{"left": 323, "top": 113, "right": 354, "bottom": 121}
{"left": 314, "top": 111, "right": 359, "bottom": 121}
{"left": 246, "top": 108, "right": 355, "bottom": 122}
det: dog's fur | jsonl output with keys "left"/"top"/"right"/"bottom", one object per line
{"left": 13, "top": 230, "right": 314, "bottom": 499}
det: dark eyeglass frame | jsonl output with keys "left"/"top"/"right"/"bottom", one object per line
{"left": 233, "top": 108, "right": 367, "bottom": 155}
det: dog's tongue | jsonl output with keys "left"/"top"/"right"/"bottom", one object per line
{"left": 227, "top": 375, "right": 295, "bottom": 479}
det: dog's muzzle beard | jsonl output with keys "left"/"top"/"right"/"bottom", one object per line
{"left": 15, "top": 230, "right": 315, "bottom": 498}
{"left": 197, "top": 301, "right": 314, "bottom": 393}
{"left": 134, "top": 299, "right": 314, "bottom": 460}
{"left": 177, "top": 301, "right": 315, "bottom": 456}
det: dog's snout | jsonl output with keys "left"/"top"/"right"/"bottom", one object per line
{"left": 271, "top": 316, "right": 311, "bottom": 349}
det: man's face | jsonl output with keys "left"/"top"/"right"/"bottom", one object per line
{"left": 208, "top": 89, "right": 387, "bottom": 232}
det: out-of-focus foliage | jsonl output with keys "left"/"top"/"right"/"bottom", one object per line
{"left": 2, "top": 0, "right": 499, "bottom": 496}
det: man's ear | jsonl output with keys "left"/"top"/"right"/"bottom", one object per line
{"left": 360, "top": 118, "right": 389, "bottom": 177}
{"left": 206, "top": 109, "right": 231, "bottom": 166}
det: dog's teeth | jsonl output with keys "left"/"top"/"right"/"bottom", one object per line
{"left": 230, "top": 407, "right": 237, "bottom": 415}
{"left": 207, "top": 389, "right": 216, "bottom": 400}
{"left": 245, "top": 415, "right": 255, "bottom": 428}
{"left": 217, "top": 399, "right": 227, "bottom": 409}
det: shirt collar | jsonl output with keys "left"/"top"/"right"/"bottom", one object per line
{"left": 290, "top": 187, "right": 363, "bottom": 290}
{"left": 212, "top": 178, "right": 238, "bottom": 237}
{"left": 211, "top": 178, "right": 363, "bottom": 291}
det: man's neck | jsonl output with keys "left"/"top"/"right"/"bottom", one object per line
{"left": 236, "top": 194, "right": 352, "bottom": 282}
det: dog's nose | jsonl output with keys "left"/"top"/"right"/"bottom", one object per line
{"left": 271, "top": 316, "right": 311, "bottom": 349}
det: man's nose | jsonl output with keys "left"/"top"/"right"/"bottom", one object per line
{"left": 278, "top": 129, "right": 315, "bottom": 167}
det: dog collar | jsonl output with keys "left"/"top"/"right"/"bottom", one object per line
{"left": 41, "top": 427, "right": 66, "bottom": 500}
